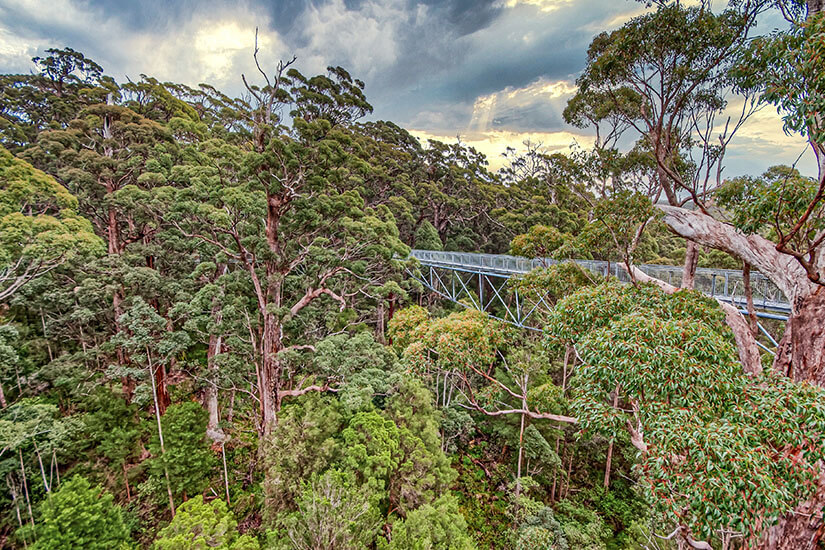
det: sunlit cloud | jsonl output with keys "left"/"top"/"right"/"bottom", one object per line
{"left": 467, "top": 77, "right": 577, "bottom": 133}
{"left": 723, "top": 102, "right": 816, "bottom": 177}
{"left": 0, "top": 0, "right": 288, "bottom": 90}
{"left": 296, "top": 0, "right": 408, "bottom": 78}
{"left": 500, "top": 0, "right": 576, "bottom": 13}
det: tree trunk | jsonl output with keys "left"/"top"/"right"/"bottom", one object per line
{"left": 205, "top": 283, "right": 227, "bottom": 443}
{"left": 122, "top": 461, "right": 131, "bottom": 502}
{"left": 774, "top": 288, "right": 825, "bottom": 385}
{"left": 758, "top": 294, "right": 825, "bottom": 550}
{"left": 758, "top": 466, "right": 825, "bottom": 549}
{"left": 205, "top": 328, "right": 225, "bottom": 443}
{"left": 154, "top": 363, "right": 170, "bottom": 416}
{"left": 759, "top": 6, "right": 825, "bottom": 546}
{"left": 148, "top": 350, "right": 175, "bottom": 517}
{"left": 743, "top": 262, "right": 759, "bottom": 336}
{"left": 113, "top": 289, "right": 134, "bottom": 401}
{"left": 259, "top": 315, "right": 280, "bottom": 437}
{"left": 221, "top": 443, "right": 231, "bottom": 505}
{"left": 515, "top": 387, "right": 527, "bottom": 498}
{"left": 19, "top": 448, "right": 34, "bottom": 529}
{"left": 655, "top": 205, "right": 819, "bottom": 375}
{"left": 682, "top": 240, "right": 700, "bottom": 290}
{"left": 604, "top": 385, "right": 620, "bottom": 489}
{"left": 377, "top": 300, "right": 386, "bottom": 345}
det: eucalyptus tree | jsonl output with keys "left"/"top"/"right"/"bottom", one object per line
{"left": 546, "top": 281, "right": 825, "bottom": 549}
{"left": 0, "top": 48, "right": 116, "bottom": 151}
{"left": 419, "top": 140, "right": 497, "bottom": 250}
{"left": 0, "top": 146, "right": 103, "bottom": 302}
{"left": 171, "top": 61, "right": 408, "bottom": 438}
{"left": 496, "top": 148, "right": 590, "bottom": 246}
{"left": 347, "top": 120, "right": 428, "bottom": 245}
{"left": 569, "top": 0, "right": 825, "bottom": 442}
{"left": 22, "top": 102, "right": 181, "bottom": 404}
{"left": 566, "top": 1, "right": 765, "bottom": 287}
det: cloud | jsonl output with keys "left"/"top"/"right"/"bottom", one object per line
{"left": 723, "top": 103, "right": 816, "bottom": 177}
{"left": 293, "top": 0, "right": 409, "bottom": 79}
{"left": 0, "top": 0, "right": 291, "bottom": 91}
{"left": 467, "top": 78, "right": 578, "bottom": 133}
{"left": 500, "top": 0, "right": 577, "bottom": 13}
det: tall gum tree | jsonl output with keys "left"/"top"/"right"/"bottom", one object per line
{"left": 565, "top": 1, "right": 765, "bottom": 288}
{"left": 23, "top": 103, "right": 176, "bottom": 406}
{"left": 172, "top": 61, "right": 408, "bottom": 437}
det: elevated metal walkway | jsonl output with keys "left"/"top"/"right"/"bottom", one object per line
{"left": 407, "top": 250, "right": 788, "bottom": 355}
{"left": 410, "top": 250, "right": 790, "bottom": 315}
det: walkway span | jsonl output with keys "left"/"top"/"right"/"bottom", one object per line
{"left": 408, "top": 249, "right": 790, "bottom": 333}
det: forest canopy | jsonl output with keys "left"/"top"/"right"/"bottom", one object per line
{"left": 1, "top": 1, "right": 825, "bottom": 549}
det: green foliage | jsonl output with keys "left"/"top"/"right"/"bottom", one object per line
{"left": 555, "top": 501, "right": 611, "bottom": 550}
{"left": 716, "top": 165, "right": 824, "bottom": 255}
{"left": 341, "top": 410, "right": 400, "bottom": 499}
{"left": 148, "top": 402, "right": 215, "bottom": 502}
{"left": 734, "top": 12, "right": 825, "bottom": 143}
{"left": 0, "top": 146, "right": 103, "bottom": 300}
{"left": 591, "top": 191, "right": 660, "bottom": 266}
{"left": 508, "top": 262, "right": 600, "bottom": 323}
{"left": 83, "top": 388, "right": 140, "bottom": 478}
{"left": 414, "top": 220, "right": 444, "bottom": 251}
{"left": 510, "top": 225, "right": 567, "bottom": 260}
{"left": 0, "top": 47, "right": 114, "bottom": 150}
{"left": 263, "top": 395, "right": 344, "bottom": 518}
{"left": 380, "top": 494, "right": 476, "bottom": 550}
{"left": 28, "top": 475, "right": 132, "bottom": 550}
{"left": 0, "top": 323, "right": 18, "bottom": 395}
{"left": 547, "top": 281, "right": 825, "bottom": 543}
{"left": 312, "top": 332, "right": 402, "bottom": 412}
{"left": 514, "top": 507, "right": 568, "bottom": 550}
{"left": 275, "top": 469, "right": 381, "bottom": 550}
{"left": 385, "top": 377, "right": 456, "bottom": 513}
{"left": 4, "top": 28, "right": 825, "bottom": 550}
{"left": 153, "top": 496, "right": 259, "bottom": 550}
{"left": 399, "top": 308, "right": 511, "bottom": 376}
{"left": 387, "top": 305, "right": 430, "bottom": 354}
{"left": 0, "top": 398, "right": 71, "bottom": 465}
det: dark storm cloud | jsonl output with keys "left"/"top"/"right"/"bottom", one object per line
{"left": 76, "top": 0, "right": 221, "bottom": 30}
{"left": 373, "top": 0, "right": 646, "bottom": 134}
{"left": 420, "top": 0, "right": 505, "bottom": 36}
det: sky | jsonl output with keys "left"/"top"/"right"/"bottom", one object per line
{"left": 0, "top": 0, "right": 815, "bottom": 175}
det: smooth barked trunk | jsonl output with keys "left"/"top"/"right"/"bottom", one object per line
{"left": 205, "top": 325, "right": 226, "bottom": 443}
{"left": 682, "top": 241, "right": 700, "bottom": 290}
